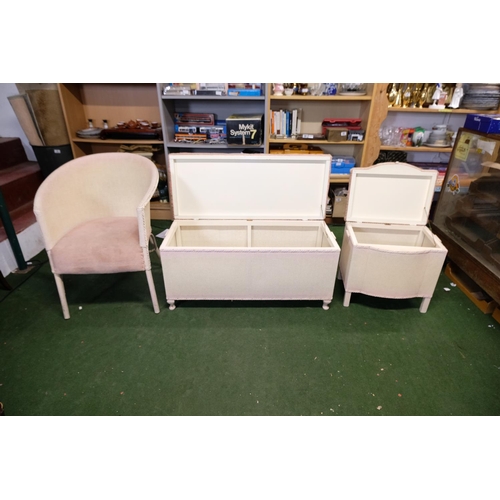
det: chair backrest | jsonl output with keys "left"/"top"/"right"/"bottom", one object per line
{"left": 34, "top": 152, "right": 159, "bottom": 250}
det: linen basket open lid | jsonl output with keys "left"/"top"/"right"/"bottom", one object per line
{"left": 346, "top": 162, "right": 438, "bottom": 225}
{"left": 168, "top": 153, "right": 332, "bottom": 220}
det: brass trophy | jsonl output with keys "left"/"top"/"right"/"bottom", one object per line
{"left": 412, "top": 84, "right": 423, "bottom": 108}
{"left": 402, "top": 84, "right": 413, "bottom": 108}
{"left": 387, "top": 83, "right": 398, "bottom": 107}
{"left": 394, "top": 84, "right": 403, "bottom": 108}
{"left": 418, "top": 83, "right": 429, "bottom": 108}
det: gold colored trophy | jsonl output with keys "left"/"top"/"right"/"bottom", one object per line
{"left": 394, "top": 85, "right": 403, "bottom": 108}
{"left": 387, "top": 83, "right": 398, "bottom": 107}
{"left": 418, "top": 83, "right": 429, "bottom": 108}
{"left": 412, "top": 83, "right": 423, "bottom": 108}
{"left": 402, "top": 84, "right": 413, "bottom": 108}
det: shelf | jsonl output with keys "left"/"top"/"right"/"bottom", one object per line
{"left": 150, "top": 200, "right": 172, "bottom": 221}
{"left": 380, "top": 145, "right": 453, "bottom": 153}
{"left": 162, "top": 95, "right": 266, "bottom": 101}
{"left": 270, "top": 138, "right": 364, "bottom": 145}
{"left": 72, "top": 137, "right": 164, "bottom": 145}
{"left": 270, "top": 95, "right": 372, "bottom": 101}
{"left": 166, "top": 142, "right": 264, "bottom": 149}
{"left": 387, "top": 107, "right": 500, "bottom": 114}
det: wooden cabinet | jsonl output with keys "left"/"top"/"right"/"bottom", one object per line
{"left": 57, "top": 83, "right": 171, "bottom": 220}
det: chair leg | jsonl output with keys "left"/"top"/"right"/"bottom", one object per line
{"left": 149, "top": 233, "right": 161, "bottom": 259}
{"left": 54, "top": 273, "right": 70, "bottom": 319}
{"left": 145, "top": 269, "right": 160, "bottom": 313}
{"left": 343, "top": 291, "right": 352, "bottom": 307}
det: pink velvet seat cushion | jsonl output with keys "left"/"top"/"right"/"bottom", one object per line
{"left": 51, "top": 217, "right": 147, "bottom": 274}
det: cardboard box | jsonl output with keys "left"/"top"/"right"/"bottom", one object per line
{"left": 226, "top": 114, "right": 263, "bottom": 145}
{"left": 326, "top": 128, "right": 349, "bottom": 142}
{"left": 464, "top": 114, "right": 500, "bottom": 134}
{"left": 283, "top": 143, "right": 324, "bottom": 154}
{"left": 332, "top": 187, "right": 348, "bottom": 218}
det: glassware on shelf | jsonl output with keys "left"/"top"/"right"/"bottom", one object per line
{"left": 338, "top": 83, "right": 367, "bottom": 96}
{"left": 379, "top": 126, "right": 405, "bottom": 146}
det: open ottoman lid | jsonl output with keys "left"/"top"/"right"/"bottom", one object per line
{"left": 346, "top": 162, "right": 438, "bottom": 225}
{"left": 168, "top": 153, "right": 332, "bottom": 220}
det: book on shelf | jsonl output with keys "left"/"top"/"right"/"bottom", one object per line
{"left": 270, "top": 108, "right": 301, "bottom": 139}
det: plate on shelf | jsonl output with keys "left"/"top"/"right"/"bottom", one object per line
{"left": 76, "top": 128, "right": 103, "bottom": 137}
{"left": 338, "top": 91, "right": 367, "bottom": 96}
{"left": 423, "top": 142, "right": 451, "bottom": 148}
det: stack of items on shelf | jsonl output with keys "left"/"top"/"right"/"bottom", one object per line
{"left": 269, "top": 108, "right": 302, "bottom": 139}
{"left": 191, "top": 83, "right": 228, "bottom": 96}
{"left": 174, "top": 113, "right": 227, "bottom": 144}
{"left": 100, "top": 120, "right": 162, "bottom": 140}
{"left": 322, "top": 118, "right": 365, "bottom": 143}
{"left": 462, "top": 84, "right": 500, "bottom": 110}
{"left": 163, "top": 83, "right": 262, "bottom": 97}
{"left": 272, "top": 83, "right": 366, "bottom": 97}
{"left": 270, "top": 143, "right": 324, "bottom": 154}
{"left": 226, "top": 84, "right": 262, "bottom": 96}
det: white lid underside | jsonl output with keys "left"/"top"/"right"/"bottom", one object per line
{"left": 346, "top": 162, "right": 438, "bottom": 225}
{"left": 169, "top": 153, "right": 332, "bottom": 220}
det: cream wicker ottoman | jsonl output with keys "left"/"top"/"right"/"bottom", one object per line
{"left": 338, "top": 162, "right": 448, "bottom": 313}
{"left": 160, "top": 153, "right": 340, "bottom": 310}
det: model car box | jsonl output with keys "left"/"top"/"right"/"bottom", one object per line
{"left": 325, "top": 128, "right": 349, "bottom": 142}
{"left": 226, "top": 114, "right": 263, "bottom": 145}
{"left": 159, "top": 153, "right": 341, "bottom": 310}
{"left": 464, "top": 114, "right": 500, "bottom": 134}
{"left": 338, "top": 162, "right": 447, "bottom": 313}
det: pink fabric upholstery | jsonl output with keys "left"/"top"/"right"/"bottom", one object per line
{"left": 51, "top": 217, "right": 146, "bottom": 274}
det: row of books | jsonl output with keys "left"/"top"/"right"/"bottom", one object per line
{"left": 270, "top": 108, "right": 302, "bottom": 138}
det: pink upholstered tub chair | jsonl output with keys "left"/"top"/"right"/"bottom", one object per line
{"left": 33, "top": 152, "right": 160, "bottom": 319}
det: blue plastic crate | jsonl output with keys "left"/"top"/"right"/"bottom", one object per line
{"left": 331, "top": 156, "right": 356, "bottom": 174}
